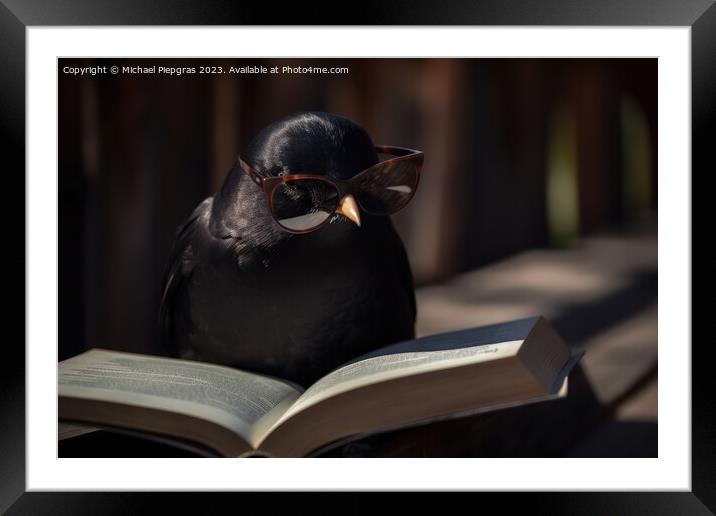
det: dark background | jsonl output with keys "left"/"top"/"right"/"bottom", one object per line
{"left": 58, "top": 57, "right": 658, "bottom": 457}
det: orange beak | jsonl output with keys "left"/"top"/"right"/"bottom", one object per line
{"left": 335, "top": 194, "right": 361, "bottom": 227}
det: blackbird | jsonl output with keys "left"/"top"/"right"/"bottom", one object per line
{"left": 159, "top": 112, "right": 417, "bottom": 387}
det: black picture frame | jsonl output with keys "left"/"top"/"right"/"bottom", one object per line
{"left": 2, "top": 1, "right": 709, "bottom": 512}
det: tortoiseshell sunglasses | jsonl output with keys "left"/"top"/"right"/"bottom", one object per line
{"left": 238, "top": 146, "right": 423, "bottom": 233}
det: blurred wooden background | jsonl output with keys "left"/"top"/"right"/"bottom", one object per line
{"left": 58, "top": 58, "right": 658, "bottom": 458}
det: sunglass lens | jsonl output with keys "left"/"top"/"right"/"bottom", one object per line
{"left": 271, "top": 179, "right": 339, "bottom": 232}
{"left": 354, "top": 160, "right": 419, "bottom": 215}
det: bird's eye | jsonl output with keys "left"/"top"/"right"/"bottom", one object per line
{"left": 271, "top": 179, "right": 341, "bottom": 232}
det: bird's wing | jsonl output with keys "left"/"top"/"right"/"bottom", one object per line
{"left": 158, "top": 197, "right": 213, "bottom": 355}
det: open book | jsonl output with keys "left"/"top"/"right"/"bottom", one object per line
{"left": 58, "top": 316, "right": 582, "bottom": 457}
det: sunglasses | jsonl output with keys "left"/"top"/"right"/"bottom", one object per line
{"left": 238, "top": 145, "right": 423, "bottom": 234}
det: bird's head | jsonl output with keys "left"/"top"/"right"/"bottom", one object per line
{"left": 245, "top": 111, "right": 378, "bottom": 229}
{"left": 211, "top": 112, "right": 406, "bottom": 253}
{"left": 210, "top": 112, "right": 422, "bottom": 272}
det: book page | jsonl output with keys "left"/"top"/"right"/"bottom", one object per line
{"left": 59, "top": 349, "right": 302, "bottom": 442}
{"left": 266, "top": 339, "right": 523, "bottom": 435}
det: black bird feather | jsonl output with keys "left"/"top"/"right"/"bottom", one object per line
{"left": 159, "top": 112, "right": 416, "bottom": 387}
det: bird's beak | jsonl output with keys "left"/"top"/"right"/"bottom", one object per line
{"left": 335, "top": 194, "right": 361, "bottom": 227}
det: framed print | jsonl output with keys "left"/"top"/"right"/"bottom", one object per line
{"left": 2, "top": 0, "right": 709, "bottom": 512}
